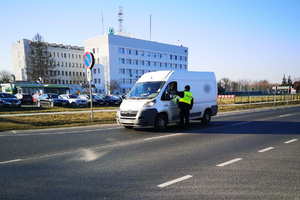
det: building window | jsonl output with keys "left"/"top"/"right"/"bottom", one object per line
{"left": 62, "top": 71, "right": 64, "bottom": 76}
{"left": 119, "top": 68, "right": 125, "bottom": 74}
{"left": 98, "top": 78, "right": 101, "bottom": 84}
{"left": 145, "top": 51, "right": 150, "bottom": 57}
{"left": 119, "top": 78, "right": 125, "bottom": 84}
{"left": 157, "top": 53, "right": 162, "bottom": 58}
{"left": 98, "top": 68, "right": 100, "bottom": 73}
{"left": 126, "top": 49, "right": 131, "bottom": 55}
{"left": 133, "top": 59, "right": 138, "bottom": 65}
{"left": 118, "top": 48, "right": 124, "bottom": 54}
{"left": 119, "top": 58, "right": 125, "bottom": 64}
{"left": 152, "top": 52, "right": 156, "bottom": 58}
{"left": 139, "top": 60, "right": 144, "bottom": 66}
{"left": 132, "top": 50, "right": 138, "bottom": 55}
{"left": 139, "top": 51, "right": 144, "bottom": 56}
{"left": 93, "top": 48, "right": 95, "bottom": 54}
{"left": 69, "top": 72, "right": 71, "bottom": 76}
{"left": 146, "top": 61, "right": 150, "bottom": 66}
{"left": 163, "top": 54, "right": 167, "bottom": 59}
{"left": 126, "top": 59, "right": 132, "bottom": 64}
{"left": 94, "top": 69, "right": 97, "bottom": 74}
{"left": 94, "top": 79, "right": 97, "bottom": 84}
{"left": 126, "top": 79, "right": 132, "bottom": 84}
{"left": 126, "top": 69, "right": 132, "bottom": 75}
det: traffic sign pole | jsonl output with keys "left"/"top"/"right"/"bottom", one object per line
{"left": 83, "top": 52, "right": 95, "bottom": 123}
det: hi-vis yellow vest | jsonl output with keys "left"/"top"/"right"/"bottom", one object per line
{"left": 179, "top": 91, "right": 193, "bottom": 105}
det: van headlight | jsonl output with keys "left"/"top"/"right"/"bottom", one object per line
{"left": 144, "top": 99, "right": 156, "bottom": 108}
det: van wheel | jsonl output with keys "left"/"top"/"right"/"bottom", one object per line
{"left": 201, "top": 109, "right": 211, "bottom": 125}
{"left": 154, "top": 114, "right": 167, "bottom": 132}
{"left": 71, "top": 102, "right": 76, "bottom": 107}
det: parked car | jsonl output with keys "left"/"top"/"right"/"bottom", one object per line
{"left": 36, "top": 93, "right": 70, "bottom": 107}
{"left": 0, "top": 92, "right": 21, "bottom": 107}
{"left": 32, "top": 93, "right": 41, "bottom": 103}
{"left": 97, "top": 94, "right": 121, "bottom": 106}
{"left": 59, "top": 94, "right": 88, "bottom": 107}
{"left": 78, "top": 94, "right": 104, "bottom": 106}
{"left": 15, "top": 93, "right": 34, "bottom": 104}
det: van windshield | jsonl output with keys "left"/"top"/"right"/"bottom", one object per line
{"left": 127, "top": 81, "right": 165, "bottom": 99}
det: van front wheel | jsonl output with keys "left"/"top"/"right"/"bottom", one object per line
{"left": 201, "top": 109, "right": 211, "bottom": 125}
{"left": 154, "top": 114, "right": 167, "bottom": 132}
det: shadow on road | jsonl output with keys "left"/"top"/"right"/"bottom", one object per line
{"left": 135, "top": 120, "right": 300, "bottom": 135}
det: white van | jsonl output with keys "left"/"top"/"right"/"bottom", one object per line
{"left": 117, "top": 70, "right": 218, "bottom": 131}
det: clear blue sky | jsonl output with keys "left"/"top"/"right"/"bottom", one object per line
{"left": 0, "top": 0, "right": 299, "bottom": 83}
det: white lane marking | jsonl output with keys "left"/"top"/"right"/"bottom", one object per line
{"left": 216, "top": 158, "right": 242, "bottom": 167}
{"left": 0, "top": 159, "right": 22, "bottom": 165}
{"left": 279, "top": 114, "right": 291, "bottom": 118}
{"left": 258, "top": 147, "right": 274, "bottom": 153}
{"left": 284, "top": 139, "right": 298, "bottom": 144}
{"left": 158, "top": 175, "right": 193, "bottom": 188}
{"left": 144, "top": 133, "right": 182, "bottom": 141}
{"left": 0, "top": 127, "right": 123, "bottom": 137}
{"left": 230, "top": 121, "right": 251, "bottom": 126}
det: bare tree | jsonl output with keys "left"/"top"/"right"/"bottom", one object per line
{"left": 26, "top": 33, "right": 56, "bottom": 83}
{"left": 110, "top": 79, "right": 120, "bottom": 94}
{"left": 0, "top": 70, "right": 12, "bottom": 82}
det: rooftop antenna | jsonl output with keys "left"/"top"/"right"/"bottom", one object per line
{"left": 102, "top": 12, "right": 104, "bottom": 35}
{"left": 118, "top": 6, "right": 124, "bottom": 33}
{"left": 150, "top": 12, "right": 152, "bottom": 41}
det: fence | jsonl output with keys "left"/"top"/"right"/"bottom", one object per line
{"left": 218, "top": 94, "right": 300, "bottom": 106}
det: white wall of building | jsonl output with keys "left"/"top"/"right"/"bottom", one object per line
{"left": 11, "top": 39, "right": 86, "bottom": 85}
{"left": 84, "top": 34, "right": 188, "bottom": 94}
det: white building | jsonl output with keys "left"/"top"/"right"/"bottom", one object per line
{"left": 84, "top": 34, "right": 188, "bottom": 94}
{"left": 11, "top": 39, "right": 86, "bottom": 85}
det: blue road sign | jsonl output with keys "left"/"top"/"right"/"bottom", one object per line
{"left": 83, "top": 52, "right": 95, "bottom": 69}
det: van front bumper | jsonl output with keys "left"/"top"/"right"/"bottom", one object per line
{"left": 136, "top": 108, "right": 158, "bottom": 126}
{"left": 118, "top": 108, "right": 158, "bottom": 127}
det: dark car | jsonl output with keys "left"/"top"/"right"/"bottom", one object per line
{"left": 15, "top": 93, "right": 34, "bottom": 104}
{"left": 36, "top": 93, "right": 69, "bottom": 107}
{"left": 0, "top": 92, "right": 21, "bottom": 107}
{"left": 98, "top": 94, "right": 121, "bottom": 106}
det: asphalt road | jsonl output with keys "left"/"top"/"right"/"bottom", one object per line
{"left": 0, "top": 105, "right": 299, "bottom": 200}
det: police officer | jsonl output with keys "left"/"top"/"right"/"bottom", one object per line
{"left": 177, "top": 85, "right": 193, "bottom": 129}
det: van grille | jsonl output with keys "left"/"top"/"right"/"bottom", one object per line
{"left": 120, "top": 110, "right": 138, "bottom": 117}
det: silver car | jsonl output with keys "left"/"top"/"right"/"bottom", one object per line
{"left": 59, "top": 94, "right": 88, "bottom": 107}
